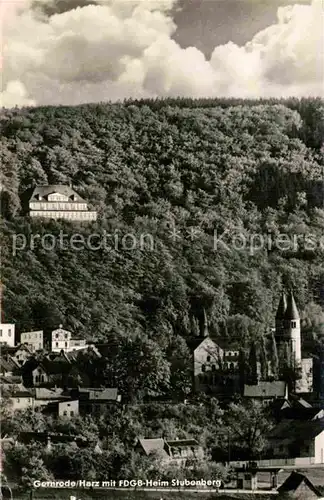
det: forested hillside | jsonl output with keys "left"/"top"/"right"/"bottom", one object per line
{"left": 1, "top": 97, "right": 324, "bottom": 360}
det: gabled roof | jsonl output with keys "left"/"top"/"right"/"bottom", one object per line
{"left": 269, "top": 419, "right": 324, "bottom": 443}
{"left": 64, "top": 345, "right": 101, "bottom": 362}
{"left": 166, "top": 439, "right": 200, "bottom": 448}
{"left": 0, "top": 357, "right": 17, "bottom": 373}
{"left": 137, "top": 438, "right": 167, "bottom": 457}
{"left": 278, "top": 471, "right": 322, "bottom": 497}
{"left": 186, "top": 336, "right": 227, "bottom": 352}
{"left": 0, "top": 375, "right": 23, "bottom": 385}
{"left": 30, "top": 185, "right": 86, "bottom": 203}
{"left": 244, "top": 381, "right": 287, "bottom": 398}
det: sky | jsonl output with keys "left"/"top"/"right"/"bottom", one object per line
{"left": 0, "top": 0, "right": 323, "bottom": 107}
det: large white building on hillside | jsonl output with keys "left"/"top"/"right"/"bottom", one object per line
{"left": 28, "top": 185, "right": 97, "bottom": 221}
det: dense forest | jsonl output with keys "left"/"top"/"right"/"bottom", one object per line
{"left": 1, "top": 96, "right": 324, "bottom": 364}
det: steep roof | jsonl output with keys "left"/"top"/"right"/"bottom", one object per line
{"left": 186, "top": 336, "right": 230, "bottom": 351}
{"left": 276, "top": 292, "right": 287, "bottom": 320}
{"left": 278, "top": 471, "right": 322, "bottom": 497}
{"left": 166, "top": 439, "right": 200, "bottom": 448}
{"left": 268, "top": 419, "right": 324, "bottom": 444}
{"left": 284, "top": 290, "right": 300, "bottom": 320}
{"left": 244, "top": 381, "right": 287, "bottom": 398}
{"left": 137, "top": 438, "right": 167, "bottom": 457}
{"left": 30, "top": 185, "right": 86, "bottom": 203}
{"left": 280, "top": 407, "right": 324, "bottom": 421}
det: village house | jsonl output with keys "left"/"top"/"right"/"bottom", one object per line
{"left": 0, "top": 323, "right": 15, "bottom": 347}
{"left": 28, "top": 185, "right": 97, "bottom": 221}
{"left": 72, "top": 388, "right": 121, "bottom": 416}
{"left": 51, "top": 326, "right": 87, "bottom": 353}
{"left": 42, "top": 399, "right": 79, "bottom": 418}
{"left": 20, "top": 330, "right": 44, "bottom": 352}
{"left": 135, "top": 437, "right": 204, "bottom": 467}
{"left": 7, "top": 385, "right": 35, "bottom": 412}
{"left": 264, "top": 419, "right": 324, "bottom": 465}
{"left": 33, "top": 387, "right": 70, "bottom": 410}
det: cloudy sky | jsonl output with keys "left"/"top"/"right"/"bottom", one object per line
{"left": 0, "top": 0, "right": 323, "bottom": 107}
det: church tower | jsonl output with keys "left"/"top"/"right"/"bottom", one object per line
{"left": 284, "top": 290, "right": 301, "bottom": 362}
{"left": 275, "top": 290, "right": 301, "bottom": 364}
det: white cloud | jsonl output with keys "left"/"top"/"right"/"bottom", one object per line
{"left": 0, "top": 0, "right": 323, "bottom": 108}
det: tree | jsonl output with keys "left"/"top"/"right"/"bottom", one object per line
{"left": 225, "top": 400, "right": 274, "bottom": 460}
{"left": 21, "top": 456, "right": 53, "bottom": 497}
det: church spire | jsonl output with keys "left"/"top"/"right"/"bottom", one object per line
{"left": 276, "top": 291, "right": 287, "bottom": 320}
{"left": 284, "top": 290, "right": 300, "bottom": 320}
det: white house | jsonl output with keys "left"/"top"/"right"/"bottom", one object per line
{"left": 51, "top": 326, "right": 86, "bottom": 353}
{"left": 0, "top": 323, "right": 15, "bottom": 347}
{"left": 28, "top": 185, "right": 97, "bottom": 221}
{"left": 20, "top": 330, "right": 44, "bottom": 352}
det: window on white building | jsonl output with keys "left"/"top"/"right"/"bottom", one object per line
{"left": 206, "top": 355, "right": 211, "bottom": 362}
{"left": 201, "top": 364, "right": 206, "bottom": 372}
{"left": 8, "top": 329, "right": 11, "bottom": 336}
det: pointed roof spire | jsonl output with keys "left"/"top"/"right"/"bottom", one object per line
{"left": 276, "top": 291, "right": 287, "bottom": 320}
{"left": 284, "top": 290, "right": 300, "bottom": 320}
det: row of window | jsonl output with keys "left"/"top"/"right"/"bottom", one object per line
{"left": 0, "top": 329, "right": 12, "bottom": 336}
{"left": 54, "top": 333, "right": 69, "bottom": 339}
{"left": 201, "top": 362, "right": 237, "bottom": 373}
{"left": 30, "top": 202, "right": 87, "bottom": 210}
{"left": 62, "top": 410, "right": 75, "bottom": 416}
{"left": 30, "top": 211, "right": 96, "bottom": 220}
{"left": 22, "top": 333, "right": 43, "bottom": 340}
